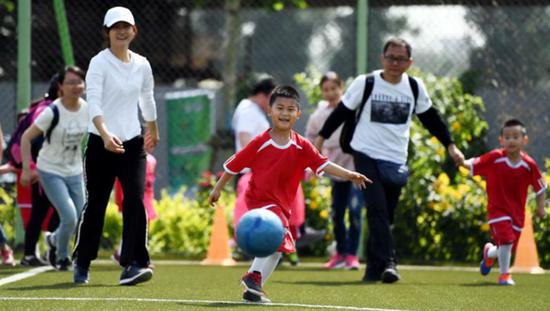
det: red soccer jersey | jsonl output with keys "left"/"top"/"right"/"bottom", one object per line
{"left": 471, "top": 149, "right": 547, "bottom": 230}
{"left": 224, "top": 130, "right": 329, "bottom": 224}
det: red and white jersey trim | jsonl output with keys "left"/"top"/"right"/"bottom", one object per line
{"left": 494, "top": 157, "right": 530, "bottom": 170}
{"left": 257, "top": 138, "right": 303, "bottom": 152}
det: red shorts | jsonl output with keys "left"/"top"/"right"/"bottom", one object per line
{"left": 253, "top": 205, "right": 296, "bottom": 254}
{"left": 490, "top": 221, "right": 521, "bottom": 248}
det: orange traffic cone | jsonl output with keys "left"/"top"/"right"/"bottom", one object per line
{"left": 512, "top": 210, "right": 544, "bottom": 274}
{"left": 201, "top": 205, "right": 237, "bottom": 266}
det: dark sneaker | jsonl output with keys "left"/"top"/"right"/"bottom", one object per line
{"left": 45, "top": 232, "right": 57, "bottom": 268}
{"left": 240, "top": 272, "right": 264, "bottom": 296}
{"left": 381, "top": 264, "right": 400, "bottom": 283}
{"left": 119, "top": 264, "right": 153, "bottom": 286}
{"left": 20, "top": 255, "right": 47, "bottom": 267}
{"left": 57, "top": 258, "right": 72, "bottom": 271}
{"left": 243, "top": 290, "right": 272, "bottom": 303}
{"left": 73, "top": 264, "right": 89, "bottom": 284}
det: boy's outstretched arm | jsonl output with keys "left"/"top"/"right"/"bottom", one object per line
{"left": 323, "top": 162, "right": 372, "bottom": 189}
{"left": 208, "top": 172, "right": 234, "bottom": 206}
{"left": 535, "top": 192, "right": 546, "bottom": 218}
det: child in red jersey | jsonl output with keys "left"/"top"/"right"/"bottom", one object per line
{"left": 461, "top": 119, "right": 547, "bottom": 285}
{"left": 209, "top": 85, "right": 371, "bottom": 303}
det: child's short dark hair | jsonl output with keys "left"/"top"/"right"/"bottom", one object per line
{"left": 501, "top": 119, "right": 527, "bottom": 136}
{"left": 269, "top": 85, "right": 300, "bottom": 108}
{"left": 319, "top": 71, "right": 344, "bottom": 88}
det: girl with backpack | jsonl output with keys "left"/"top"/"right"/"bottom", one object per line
{"left": 20, "top": 66, "right": 89, "bottom": 271}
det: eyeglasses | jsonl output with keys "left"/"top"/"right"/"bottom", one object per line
{"left": 63, "top": 80, "right": 84, "bottom": 86}
{"left": 383, "top": 55, "right": 410, "bottom": 64}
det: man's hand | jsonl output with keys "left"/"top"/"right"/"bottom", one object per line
{"left": 314, "top": 136, "right": 325, "bottom": 152}
{"left": 447, "top": 144, "right": 465, "bottom": 166}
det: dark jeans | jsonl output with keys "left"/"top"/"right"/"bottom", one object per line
{"left": 353, "top": 151, "right": 403, "bottom": 275}
{"left": 73, "top": 134, "right": 149, "bottom": 269}
{"left": 330, "top": 180, "right": 364, "bottom": 256}
{"left": 24, "top": 183, "right": 59, "bottom": 256}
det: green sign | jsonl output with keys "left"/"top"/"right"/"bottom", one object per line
{"left": 165, "top": 90, "right": 213, "bottom": 191}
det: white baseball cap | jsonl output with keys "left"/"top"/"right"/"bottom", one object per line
{"left": 103, "top": 7, "right": 135, "bottom": 28}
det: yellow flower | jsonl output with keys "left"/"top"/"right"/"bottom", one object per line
{"left": 309, "top": 201, "right": 319, "bottom": 210}
{"left": 458, "top": 166, "right": 470, "bottom": 177}
{"left": 430, "top": 136, "right": 438, "bottom": 144}
{"left": 451, "top": 121, "right": 461, "bottom": 131}
{"left": 436, "top": 146, "right": 445, "bottom": 158}
{"left": 480, "top": 223, "right": 490, "bottom": 232}
{"left": 433, "top": 173, "right": 450, "bottom": 191}
{"left": 320, "top": 210, "right": 329, "bottom": 219}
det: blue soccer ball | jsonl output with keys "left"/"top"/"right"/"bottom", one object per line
{"left": 236, "top": 209, "right": 285, "bottom": 258}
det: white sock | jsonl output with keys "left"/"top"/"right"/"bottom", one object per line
{"left": 487, "top": 244, "right": 498, "bottom": 258}
{"left": 249, "top": 252, "right": 282, "bottom": 286}
{"left": 498, "top": 244, "right": 513, "bottom": 274}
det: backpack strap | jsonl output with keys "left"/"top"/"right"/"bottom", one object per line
{"left": 408, "top": 75, "right": 419, "bottom": 113}
{"left": 45, "top": 104, "right": 59, "bottom": 143}
{"left": 356, "top": 74, "right": 375, "bottom": 122}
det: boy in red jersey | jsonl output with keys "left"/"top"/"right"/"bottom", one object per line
{"left": 462, "top": 119, "right": 547, "bottom": 285}
{"left": 209, "top": 85, "right": 371, "bottom": 303}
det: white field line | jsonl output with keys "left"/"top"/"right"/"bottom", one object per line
{"left": 0, "top": 266, "right": 53, "bottom": 287}
{"left": 0, "top": 296, "right": 408, "bottom": 311}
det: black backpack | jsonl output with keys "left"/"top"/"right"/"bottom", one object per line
{"left": 339, "top": 74, "right": 419, "bottom": 154}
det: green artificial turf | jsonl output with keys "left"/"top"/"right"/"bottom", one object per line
{"left": 1, "top": 263, "right": 549, "bottom": 310}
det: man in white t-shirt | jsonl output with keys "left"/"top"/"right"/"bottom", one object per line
{"left": 317, "top": 38, "right": 465, "bottom": 283}
{"left": 231, "top": 77, "right": 275, "bottom": 230}
{"left": 232, "top": 77, "right": 275, "bottom": 152}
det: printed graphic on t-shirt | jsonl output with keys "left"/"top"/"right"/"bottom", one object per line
{"left": 61, "top": 120, "right": 86, "bottom": 165}
{"left": 370, "top": 94, "right": 411, "bottom": 125}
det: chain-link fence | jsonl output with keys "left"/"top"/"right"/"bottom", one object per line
{"left": 1, "top": 0, "right": 548, "bottom": 192}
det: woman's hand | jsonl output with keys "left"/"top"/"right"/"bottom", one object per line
{"left": 145, "top": 121, "right": 160, "bottom": 151}
{"left": 102, "top": 133, "right": 125, "bottom": 154}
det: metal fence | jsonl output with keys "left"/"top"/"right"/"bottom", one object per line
{"left": 1, "top": 0, "right": 548, "bottom": 192}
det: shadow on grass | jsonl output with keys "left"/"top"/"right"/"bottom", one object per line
{"left": 5, "top": 282, "right": 118, "bottom": 290}
{"left": 176, "top": 302, "right": 258, "bottom": 308}
{"left": 274, "top": 279, "right": 370, "bottom": 286}
{"left": 459, "top": 281, "right": 499, "bottom": 287}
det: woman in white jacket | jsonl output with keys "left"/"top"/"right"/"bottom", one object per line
{"left": 72, "top": 6, "right": 159, "bottom": 286}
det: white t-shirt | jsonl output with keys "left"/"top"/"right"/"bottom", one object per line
{"left": 231, "top": 98, "right": 269, "bottom": 151}
{"left": 34, "top": 99, "right": 89, "bottom": 176}
{"left": 342, "top": 70, "right": 432, "bottom": 164}
{"left": 86, "top": 49, "right": 157, "bottom": 141}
